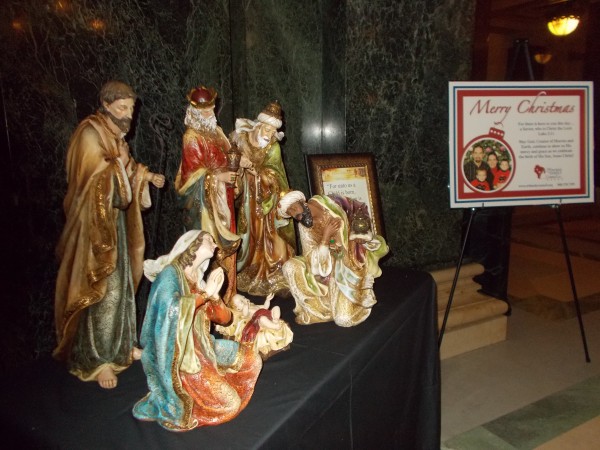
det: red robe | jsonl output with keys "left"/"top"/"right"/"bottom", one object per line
{"left": 175, "top": 126, "right": 240, "bottom": 302}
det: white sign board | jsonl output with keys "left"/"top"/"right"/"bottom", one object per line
{"left": 449, "top": 81, "right": 594, "bottom": 208}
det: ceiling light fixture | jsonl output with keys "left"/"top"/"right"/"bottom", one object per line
{"left": 547, "top": 14, "right": 580, "bottom": 36}
{"left": 534, "top": 53, "right": 552, "bottom": 64}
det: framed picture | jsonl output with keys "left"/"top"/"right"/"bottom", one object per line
{"left": 305, "top": 152, "right": 385, "bottom": 238}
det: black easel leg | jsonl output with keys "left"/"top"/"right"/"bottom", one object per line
{"left": 554, "top": 205, "right": 591, "bottom": 363}
{"left": 439, "top": 208, "right": 477, "bottom": 348}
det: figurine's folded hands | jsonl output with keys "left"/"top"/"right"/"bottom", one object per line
{"left": 204, "top": 267, "right": 225, "bottom": 299}
{"left": 239, "top": 155, "right": 258, "bottom": 175}
{"left": 239, "top": 155, "right": 253, "bottom": 169}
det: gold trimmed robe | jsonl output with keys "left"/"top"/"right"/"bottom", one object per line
{"left": 54, "top": 113, "right": 150, "bottom": 380}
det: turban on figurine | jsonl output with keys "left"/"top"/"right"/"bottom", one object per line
{"left": 277, "top": 191, "right": 306, "bottom": 218}
{"left": 257, "top": 101, "right": 283, "bottom": 129}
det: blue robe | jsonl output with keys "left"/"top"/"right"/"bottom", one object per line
{"left": 133, "top": 264, "right": 239, "bottom": 431}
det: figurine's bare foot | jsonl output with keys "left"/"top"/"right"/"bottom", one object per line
{"left": 97, "top": 367, "right": 117, "bottom": 389}
{"left": 132, "top": 347, "right": 142, "bottom": 360}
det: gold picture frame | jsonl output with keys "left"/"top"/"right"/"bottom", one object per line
{"left": 305, "top": 153, "right": 385, "bottom": 238}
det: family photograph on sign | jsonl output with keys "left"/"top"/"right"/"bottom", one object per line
{"left": 463, "top": 137, "right": 514, "bottom": 192}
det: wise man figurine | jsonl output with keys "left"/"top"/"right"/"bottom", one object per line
{"left": 229, "top": 101, "right": 296, "bottom": 297}
{"left": 174, "top": 85, "right": 240, "bottom": 302}
{"left": 279, "top": 191, "right": 389, "bottom": 327}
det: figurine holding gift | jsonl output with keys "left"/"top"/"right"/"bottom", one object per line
{"left": 279, "top": 191, "right": 389, "bottom": 327}
{"left": 175, "top": 85, "right": 240, "bottom": 303}
{"left": 229, "top": 101, "right": 296, "bottom": 297}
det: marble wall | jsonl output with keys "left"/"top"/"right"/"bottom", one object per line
{"left": 231, "top": 0, "right": 325, "bottom": 192}
{"left": 345, "top": 0, "right": 475, "bottom": 267}
{"left": 233, "top": 0, "right": 475, "bottom": 268}
{"left": 0, "top": 0, "right": 475, "bottom": 366}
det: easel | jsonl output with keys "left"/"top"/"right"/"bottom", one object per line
{"left": 438, "top": 205, "right": 591, "bottom": 362}
{"left": 506, "top": 38, "right": 535, "bottom": 82}
{"left": 439, "top": 39, "right": 591, "bottom": 362}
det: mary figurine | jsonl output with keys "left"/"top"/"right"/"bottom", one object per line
{"left": 133, "top": 230, "right": 263, "bottom": 431}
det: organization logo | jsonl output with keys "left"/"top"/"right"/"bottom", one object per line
{"left": 533, "top": 164, "right": 563, "bottom": 181}
{"left": 534, "top": 165, "right": 545, "bottom": 179}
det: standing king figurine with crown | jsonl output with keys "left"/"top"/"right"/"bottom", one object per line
{"left": 174, "top": 85, "right": 240, "bottom": 303}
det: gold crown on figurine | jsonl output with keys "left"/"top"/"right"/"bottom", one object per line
{"left": 187, "top": 86, "right": 217, "bottom": 109}
{"left": 263, "top": 101, "right": 282, "bottom": 119}
{"left": 257, "top": 100, "right": 283, "bottom": 128}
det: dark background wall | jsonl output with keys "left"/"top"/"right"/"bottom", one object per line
{"left": 0, "top": 0, "right": 475, "bottom": 368}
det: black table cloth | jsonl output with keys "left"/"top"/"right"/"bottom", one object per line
{"left": 0, "top": 268, "right": 440, "bottom": 449}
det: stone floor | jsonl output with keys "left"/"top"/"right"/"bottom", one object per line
{"left": 509, "top": 242, "right": 600, "bottom": 319}
{"left": 444, "top": 374, "right": 600, "bottom": 449}
{"left": 441, "top": 307, "right": 600, "bottom": 445}
{"left": 441, "top": 201, "right": 600, "bottom": 446}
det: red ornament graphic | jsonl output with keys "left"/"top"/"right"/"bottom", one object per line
{"left": 462, "top": 126, "right": 516, "bottom": 193}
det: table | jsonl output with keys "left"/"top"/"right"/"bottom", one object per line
{"left": 0, "top": 268, "right": 440, "bottom": 449}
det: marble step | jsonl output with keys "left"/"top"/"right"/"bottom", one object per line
{"left": 430, "top": 262, "right": 485, "bottom": 284}
{"left": 437, "top": 283, "right": 488, "bottom": 309}
{"left": 431, "top": 262, "right": 509, "bottom": 359}
{"left": 439, "top": 315, "right": 507, "bottom": 360}
{"left": 437, "top": 297, "right": 509, "bottom": 330}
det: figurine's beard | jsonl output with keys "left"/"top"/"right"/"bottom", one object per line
{"left": 256, "top": 134, "right": 270, "bottom": 148}
{"left": 296, "top": 203, "right": 313, "bottom": 228}
{"left": 185, "top": 108, "right": 217, "bottom": 132}
{"left": 103, "top": 109, "right": 132, "bottom": 133}
{"left": 197, "top": 115, "right": 217, "bottom": 131}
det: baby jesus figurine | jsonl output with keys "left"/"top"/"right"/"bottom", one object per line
{"left": 215, "top": 293, "right": 293, "bottom": 359}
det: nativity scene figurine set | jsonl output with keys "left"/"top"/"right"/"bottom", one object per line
{"left": 52, "top": 81, "right": 389, "bottom": 431}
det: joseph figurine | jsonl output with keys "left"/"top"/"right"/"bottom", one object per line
{"left": 54, "top": 81, "right": 165, "bottom": 389}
